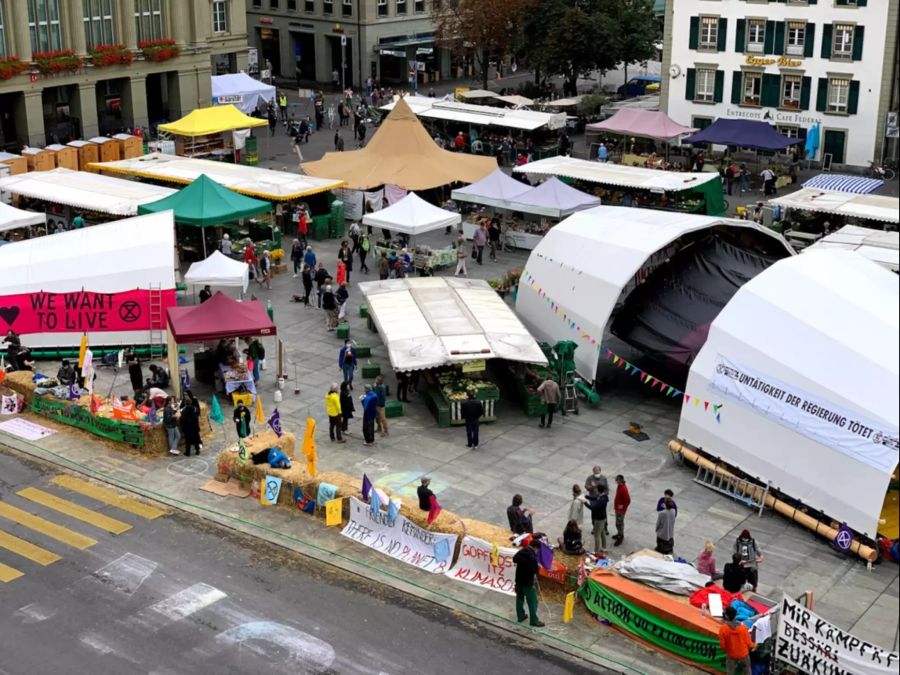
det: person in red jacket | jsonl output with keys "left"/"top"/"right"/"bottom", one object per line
{"left": 718, "top": 605, "right": 755, "bottom": 674}
{"left": 613, "top": 474, "right": 631, "bottom": 547}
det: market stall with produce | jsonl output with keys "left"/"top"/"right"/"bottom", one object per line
{"left": 768, "top": 188, "right": 899, "bottom": 243}
{"left": 358, "top": 277, "right": 546, "bottom": 426}
{"left": 156, "top": 104, "right": 268, "bottom": 160}
{"left": 513, "top": 156, "right": 727, "bottom": 216}
{"left": 584, "top": 108, "right": 697, "bottom": 161}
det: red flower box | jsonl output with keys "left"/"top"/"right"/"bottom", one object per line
{"left": 0, "top": 56, "right": 28, "bottom": 81}
{"left": 33, "top": 49, "right": 82, "bottom": 75}
{"left": 90, "top": 44, "right": 134, "bottom": 68}
{"left": 140, "top": 39, "right": 180, "bottom": 63}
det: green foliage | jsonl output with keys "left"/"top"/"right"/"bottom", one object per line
{"left": 577, "top": 94, "right": 608, "bottom": 116}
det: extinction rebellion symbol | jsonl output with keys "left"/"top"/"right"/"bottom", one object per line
{"left": 118, "top": 301, "right": 141, "bottom": 323}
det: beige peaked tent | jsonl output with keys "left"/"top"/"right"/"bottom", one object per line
{"left": 302, "top": 97, "right": 497, "bottom": 190}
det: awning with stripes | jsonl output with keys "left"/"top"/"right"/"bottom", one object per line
{"left": 802, "top": 174, "right": 884, "bottom": 194}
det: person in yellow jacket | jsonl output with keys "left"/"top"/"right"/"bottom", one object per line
{"left": 325, "top": 383, "right": 345, "bottom": 442}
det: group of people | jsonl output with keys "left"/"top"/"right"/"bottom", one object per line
{"left": 162, "top": 391, "right": 203, "bottom": 456}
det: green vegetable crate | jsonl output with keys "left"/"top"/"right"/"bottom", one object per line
{"left": 362, "top": 363, "right": 381, "bottom": 378}
{"left": 385, "top": 400, "right": 404, "bottom": 418}
{"left": 336, "top": 324, "right": 350, "bottom": 339}
{"left": 359, "top": 304, "right": 368, "bottom": 318}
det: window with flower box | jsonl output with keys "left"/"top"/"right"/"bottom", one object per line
{"left": 28, "top": 0, "right": 63, "bottom": 53}
{"left": 781, "top": 74, "right": 802, "bottom": 109}
{"left": 134, "top": 0, "right": 163, "bottom": 43}
{"left": 83, "top": 0, "right": 115, "bottom": 49}
{"left": 785, "top": 21, "right": 805, "bottom": 56}
{"left": 742, "top": 72, "right": 762, "bottom": 106}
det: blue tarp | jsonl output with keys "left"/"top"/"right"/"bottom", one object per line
{"left": 683, "top": 119, "right": 802, "bottom": 151}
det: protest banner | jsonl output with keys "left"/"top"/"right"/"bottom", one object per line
{"left": 777, "top": 594, "right": 899, "bottom": 675}
{"left": 444, "top": 536, "right": 518, "bottom": 596}
{"left": 340, "top": 497, "right": 456, "bottom": 574}
{"left": 31, "top": 396, "right": 144, "bottom": 446}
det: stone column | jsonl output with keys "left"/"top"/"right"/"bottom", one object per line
{"left": 120, "top": 0, "right": 138, "bottom": 50}
{"left": 121, "top": 74, "right": 149, "bottom": 131}
{"left": 193, "top": 0, "right": 211, "bottom": 46}
{"left": 74, "top": 82, "right": 100, "bottom": 139}
{"left": 169, "top": 0, "right": 189, "bottom": 46}
{"left": 15, "top": 91, "right": 46, "bottom": 147}
{"left": 68, "top": 0, "right": 87, "bottom": 55}
{"left": 9, "top": 0, "right": 33, "bottom": 61}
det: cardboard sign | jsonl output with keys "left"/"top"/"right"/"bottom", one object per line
{"left": 445, "top": 536, "right": 518, "bottom": 596}
{"left": 260, "top": 476, "right": 283, "bottom": 506}
{"left": 325, "top": 498, "right": 342, "bottom": 527}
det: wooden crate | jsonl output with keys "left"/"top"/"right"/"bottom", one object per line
{"left": 46, "top": 144, "right": 78, "bottom": 170}
{"left": 21, "top": 147, "right": 55, "bottom": 172}
{"left": 89, "top": 137, "right": 121, "bottom": 162}
{"left": 112, "top": 133, "right": 142, "bottom": 159}
{"left": 67, "top": 141, "right": 100, "bottom": 171}
{"left": 0, "top": 153, "right": 27, "bottom": 175}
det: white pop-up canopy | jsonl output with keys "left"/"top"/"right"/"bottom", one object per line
{"left": 0, "top": 201, "right": 46, "bottom": 233}
{"left": 807, "top": 225, "right": 899, "bottom": 272}
{"left": 516, "top": 206, "right": 793, "bottom": 381}
{"left": 770, "top": 188, "right": 899, "bottom": 225}
{"left": 184, "top": 250, "right": 250, "bottom": 292}
{"left": 677, "top": 250, "right": 899, "bottom": 537}
{"left": 359, "top": 277, "right": 547, "bottom": 371}
{"left": 211, "top": 73, "right": 276, "bottom": 114}
{"left": 451, "top": 168, "right": 532, "bottom": 209}
{"left": 362, "top": 192, "right": 460, "bottom": 236}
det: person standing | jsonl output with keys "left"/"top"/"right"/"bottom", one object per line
{"left": 300, "top": 263, "right": 314, "bottom": 306}
{"left": 358, "top": 233, "right": 370, "bottom": 273}
{"left": 325, "top": 383, "right": 345, "bottom": 442}
{"left": 472, "top": 222, "right": 487, "bottom": 265}
{"left": 656, "top": 488, "right": 677, "bottom": 513}
{"left": 373, "top": 374, "right": 389, "bottom": 437}
{"left": 513, "top": 540, "right": 545, "bottom": 628}
{"left": 233, "top": 401, "right": 252, "bottom": 439}
{"left": 378, "top": 252, "right": 390, "bottom": 280}
{"left": 163, "top": 396, "right": 181, "bottom": 456}
{"left": 487, "top": 217, "right": 501, "bottom": 261}
{"left": 339, "top": 381, "right": 355, "bottom": 435}
{"left": 734, "top": 529, "right": 764, "bottom": 592}
{"left": 199, "top": 285, "right": 213, "bottom": 303}
{"left": 460, "top": 390, "right": 484, "bottom": 449}
{"left": 417, "top": 477, "right": 434, "bottom": 512}
{"left": 567, "top": 484, "right": 587, "bottom": 527}
{"left": 536, "top": 376, "right": 560, "bottom": 428}
{"left": 655, "top": 497, "right": 677, "bottom": 554}
{"left": 718, "top": 605, "right": 755, "bottom": 675}
{"left": 303, "top": 245, "right": 317, "bottom": 269}
{"left": 597, "top": 142, "right": 608, "bottom": 162}
{"left": 247, "top": 338, "right": 265, "bottom": 384}
{"left": 613, "top": 475, "right": 631, "bottom": 546}
{"left": 290, "top": 239, "right": 304, "bottom": 277}
{"left": 220, "top": 233, "right": 233, "bottom": 257}
{"left": 337, "top": 240, "right": 353, "bottom": 283}
{"left": 697, "top": 541, "right": 719, "bottom": 579}
{"left": 338, "top": 340, "right": 357, "bottom": 388}
{"left": 360, "top": 384, "right": 378, "bottom": 446}
{"left": 180, "top": 391, "right": 202, "bottom": 456}
{"left": 278, "top": 91, "right": 288, "bottom": 122}
{"left": 322, "top": 284, "right": 338, "bottom": 330}
{"left": 125, "top": 348, "right": 144, "bottom": 398}
{"left": 455, "top": 236, "right": 468, "bottom": 277}
{"left": 395, "top": 371, "right": 410, "bottom": 403}
{"left": 760, "top": 166, "right": 776, "bottom": 196}
{"left": 586, "top": 486, "right": 610, "bottom": 553}
{"left": 585, "top": 466, "right": 609, "bottom": 496}
{"left": 722, "top": 553, "right": 748, "bottom": 593}
{"left": 268, "top": 104, "right": 277, "bottom": 135}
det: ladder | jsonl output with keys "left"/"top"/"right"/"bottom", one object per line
{"left": 147, "top": 284, "right": 165, "bottom": 360}
{"left": 561, "top": 370, "right": 578, "bottom": 416}
{"left": 693, "top": 465, "right": 770, "bottom": 516}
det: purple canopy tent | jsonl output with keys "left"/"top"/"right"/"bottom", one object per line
{"left": 507, "top": 177, "right": 601, "bottom": 219}
{"left": 682, "top": 119, "right": 802, "bottom": 152}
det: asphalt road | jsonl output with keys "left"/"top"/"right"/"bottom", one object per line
{"left": 0, "top": 448, "right": 601, "bottom": 675}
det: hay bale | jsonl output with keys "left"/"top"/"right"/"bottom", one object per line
{"left": 4, "top": 371, "right": 36, "bottom": 404}
{"left": 462, "top": 519, "right": 514, "bottom": 548}
{"left": 216, "top": 448, "right": 310, "bottom": 505}
{"left": 239, "top": 430, "right": 297, "bottom": 459}
{"left": 403, "top": 505, "right": 467, "bottom": 540}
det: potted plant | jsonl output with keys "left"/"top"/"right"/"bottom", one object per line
{"left": 32, "top": 50, "right": 82, "bottom": 75}
{"left": 269, "top": 248, "right": 287, "bottom": 274}
{"left": 0, "top": 56, "right": 28, "bottom": 81}
{"left": 140, "top": 39, "right": 180, "bottom": 63}
{"left": 90, "top": 44, "right": 134, "bottom": 68}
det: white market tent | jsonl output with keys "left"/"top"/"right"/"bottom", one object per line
{"left": 769, "top": 188, "right": 899, "bottom": 226}
{"left": 451, "top": 168, "right": 532, "bottom": 209}
{"left": 0, "top": 201, "right": 46, "bottom": 233}
{"left": 806, "top": 225, "right": 899, "bottom": 272}
{"left": 516, "top": 206, "right": 793, "bottom": 381}
{"left": 494, "top": 94, "right": 535, "bottom": 108}
{"left": 358, "top": 277, "right": 548, "bottom": 371}
{"left": 676, "top": 250, "right": 899, "bottom": 537}
{"left": 459, "top": 89, "right": 499, "bottom": 101}
{"left": 509, "top": 177, "right": 601, "bottom": 218}
{"left": 183, "top": 250, "right": 250, "bottom": 292}
{"left": 0, "top": 168, "right": 177, "bottom": 216}
{"left": 361, "top": 192, "right": 460, "bottom": 236}
{"left": 514, "top": 156, "right": 719, "bottom": 192}
{"left": 211, "top": 73, "right": 276, "bottom": 114}
{"left": 90, "top": 152, "right": 346, "bottom": 201}
{"left": 382, "top": 95, "right": 566, "bottom": 131}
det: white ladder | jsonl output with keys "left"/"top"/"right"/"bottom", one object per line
{"left": 693, "top": 465, "right": 770, "bottom": 516}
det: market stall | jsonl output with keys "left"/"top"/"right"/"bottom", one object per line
{"left": 806, "top": 225, "right": 899, "bottom": 273}
{"left": 157, "top": 104, "right": 268, "bottom": 160}
{"left": 211, "top": 73, "right": 276, "bottom": 114}
{"left": 585, "top": 108, "right": 697, "bottom": 159}
{"left": 769, "top": 188, "right": 899, "bottom": 238}
{"left": 358, "top": 277, "right": 547, "bottom": 426}
{"left": 183, "top": 250, "right": 251, "bottom": 294}
{"left": 450, "top": 168, "right": 532, "bottom": 209}
{"left": 683, "top": 119, "right": 802, "bottom": 153}
{"left": 0, "top": 201, "right": 46, "bottom": 239}
{"left": 514, "top": 156, "right": 727, "bottom": 216}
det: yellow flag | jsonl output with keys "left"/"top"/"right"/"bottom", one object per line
{"left": 490, "top": 543, "right": 500, "bottom": 566}
{"left": 255, "top": 394, "right": 265, "bottom": 424}
{"left": 302, "top": 417, "right": 318, "bottom": 476}
{"left": 563, "top": 591, "right": 576, "bottom": 623}
{"left": 306, "top": 456, "right": 318, "bottom": 478}
{"left": 325, "top": 498, "right": 342, "bottom": 526}
{"left": 77, "top": 334, "right": 89, "bottom": 368}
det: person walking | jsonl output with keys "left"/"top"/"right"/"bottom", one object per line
{"left": 487, "top": 217, "right": 501, "bottom": 261}
{"left": 734, "top": 529, "right": 764, "bottom": 592}
{"left": 536, "top": 376, "right": 560, "bottom": 428}
{"left": 373, "top": 374, "right": 389, "bottom": 436}
{"left": 655, "top": 497, "right": 677, "bottom": 554}
{"left": 739, "top": 164, "right": 751, "bottom": 193}
{"left": 360, "top": 384, "right": 378, "bottom": 446}
{"left": 472, "top": 222, "right": 487, "bottom": 265}
{"left": 290, "top": 239, "right": 304, "bottom": 277}
{"left": 339, "top": 381, "right": 355, "bottom": 435}
{"left": 301, "top": 263, "right": 314, "bottom": 305}
{"left": 247, "top": 338, "right": 265, "bottom": 384}
{"left": 337, "top": 240, "right": 353, "bottom": 283}
{"left": 513, "top": 539, "right": 545, "bottom": 627}
{"left": 760, "top": 166, "right": 776, "bottom": 196}
{"left": 455, "top": 236, "right": 468, "bottom": 277}
{"left": 163, "top": 396, "right": 181, "bottom": 455}
{"left": 567, "top": 484, "right": 587, "bottom": 527}
{"left": 258, "top": 250, "right": 272, "bottom": 289}
{"left": 358, "top": 233, "right": 370, "bottom": 273}
{"left": 338, "top": 340, "right": 357, "bottom": 388}
{"left": 268, "top": 105, "right": 277, "bottom": 135}
{"left": 460, "top": 390, "right": 484, "bottom": 449}
{"left": 325, "top": 383, "right": 345, "bottom": 442}
{"left": 718, "top": 605, "right": 755, "bottom": 675}
{"left": 304, "top": 245, "right": 317, "bottom": 269}
{"left": 586, "top": 486, "right": 610, "bottom": 553}
{"left": 179, "top": 391, "right": 202, "bottom": 456}
{"left": 613, "top": 474, "right": 631, "bottom": 547}
{"left": 233, "top": 401, "right": 252, "bottom": 439}
{"left": 597, "top": 142, "right": 608, "bottom": 162}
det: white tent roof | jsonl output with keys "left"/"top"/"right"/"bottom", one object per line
{"left": 362, "top": 192, "right": 460, "bottom": 236}
{"left": 0, "top": 168, "right": 176, "bottom": 216}
{"left": 359, "top": 277, "right": 548, "bottom": 371}
{"left": 450, "top": 168, "right": 532, "bottom": 209}
{"left": 807, "top": 225, "right": 899, "bottom": 272}
{"left": 508, "top": 177, "right": 601, "bottom": 218}
{"left": 516, "top": 206, "right": 793, "bottom": 380}
{"left": 0, "top": 211, "right": 176, "bottom": 297}
{"left": 382, "top": 95, "right": 566, "bottom": 131}
{"left": 211, "top": 73, "right": 276, "bottom": 114}
{"left": 0, "top": 202, "right": 46, "bottom": 233}
{"left": 677, "top": 250, "right": 899, "bottom": 536}
{"left": 459, "top": 89, "right": 499, "bottom": 100}
{"left": 514, "top": 156, "right": 719, "bottom": 192}
{"left": 494, "top": 94, "right": 535, "bottom": 107}
{"left": 770, "top": 188, "right": 899, "bottom": 225}
{"left": 184, "top": 250, "right": 250, "bottom": 292}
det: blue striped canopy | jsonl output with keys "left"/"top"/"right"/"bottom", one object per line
{"left": 802, "top": 174, "right": 883, "bottom": 194}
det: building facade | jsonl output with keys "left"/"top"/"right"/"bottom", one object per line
{"left": 661, "top": 0, "right": 899, "bottom": 168}
{"left": 245, "top": 0, "right": 448, "bottom": 89}
{"left": 0, "top": 0, "right": 249, "bottom": 149}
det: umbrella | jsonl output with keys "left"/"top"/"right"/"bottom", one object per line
{"left": 805, "top": 122, "right": 820, "bottom": 160}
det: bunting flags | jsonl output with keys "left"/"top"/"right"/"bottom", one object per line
{"left": 209, "top": 394, "right": 224, "bottom": 425}
{"left": 267, "top": 408, "right": 283, "bottom": 437}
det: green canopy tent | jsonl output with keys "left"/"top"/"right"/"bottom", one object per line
{"left": 138, "top": 173, "right": 271, "bottom": 256}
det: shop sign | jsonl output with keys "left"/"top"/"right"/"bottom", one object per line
{"left": 744, "top": 55, "right": 802, "bottom": 68}
{"left": 31, "top": 396, "right": 145, "bottom": 446}
{"left": 724, "top": 108, "right": 821, "bottom": 126}
{"left": 213, "top": 94, "right": 243, "bottom": 105}
{"left": 461, "top": 360, "right": 486, "bottom": 373}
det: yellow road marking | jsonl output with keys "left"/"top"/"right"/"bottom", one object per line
{"left": 0, "top": 562, "right": 23, "bottom": 583}
{"left": 51, "top": 475, "right": 166, "bottom": 520}
{"left": 0, "top": 530, "right": 61, "bottom": 566}
{"left": 17, "top": 488, "right": 132, "bottom": 535}
{"left": 0, "top": 502, "right": 96, "bottom": 550}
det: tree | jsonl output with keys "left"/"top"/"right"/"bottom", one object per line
{"left": 434, "top": 0, "right": 532, "bottom": 90}
{"left": 613, "top": 0, "right": 661, "bottom": 91}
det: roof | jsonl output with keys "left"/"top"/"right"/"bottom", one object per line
{"left": 0, "top": 168, "right": 177, "bottom": 215}
{"left": 361, "top": 192, "right": 460, "bottom": 236}
{"left": 802, "top": 174, "right": 884, "bottom": 194}
{"left": 770, "top": 188, "right": 899, "bottom": 224}
{"left": 678, "top": 250, "right": 899, "bottom": 536}
{"left": 807, "top": 225, "right": 899, "bottom": 272}
{"left": 137, "top": 174, "right": 271, "bottom": 226}
{"left": 91, "top": 153, "right": 344, "bottom": 201}
{"left": 494, "top": 94, "right": 535, "bottom": 107}
{"left": 516, "top": 206, "right": 794, "bottom": 381}
{"left": 586, "top": 109, "right": 697, "bottom": 141}
{"left": 381, "top": 95, "right": 566, "bottom": 131}
{"left": 157, "top": 104, "right": 268, "bottom": 137}
{"left": 514, "top": 156, "right": 720, "bottom": 192}
{"left": 459, "top": 89, "right": 498, "bottom": 100}
{"left": 183, "top": 250, "right": 250, "bottom": 291}
{"left": 303, "top": 98, "right": 497, "bottom": 190}
{"left": 358, "top": 277, "right": 547, "bottom": 371}
{"left": 167, "top": 291, "right": 276, "bottom": 342}
{"left": 507, "top": 177, "right": 601, "bottom": 218}
{"left": 211, "top": 73, "right": 276, "bottom": 114}
{"left": 541, "top": 95, "right": 584, "bottom": 109}
{"left": 0, "top": 202, "right": 46, "bottom": 233}
{"left": 450, "top": 168, "right": 532, "bottom": 208}
{"left": 683, "top": 119, "right": 803, "bottom": 151}
{"left": 0, "top": 211, "right": 175, "bottom": 297}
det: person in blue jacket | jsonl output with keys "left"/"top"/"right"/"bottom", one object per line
{"left": 303, "top": 246, "right": 317, "bottom": 268}
{"left": 267, "top": 447, "right": 291, "bottom": 468}
{"left": 360, "top": 384, "right": 378, "bottom": 446}
{"left": 338, "top": 340, "right": 357, "bottom": 388}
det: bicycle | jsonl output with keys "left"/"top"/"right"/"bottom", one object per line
{"left": 868, "top": 161, "right": 896, "bottom": 181}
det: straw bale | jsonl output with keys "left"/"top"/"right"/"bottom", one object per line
{"left": 238, "top": 430, "right": 297, "bottom": 459}
{"left": 403, "top": 505, "right": 467, "bottom": 539}
{"left": 461, "top": 519, "right": 513, "bottom": 548}
{"left": 4, "top": 371, "right": 35, "bottom": 404}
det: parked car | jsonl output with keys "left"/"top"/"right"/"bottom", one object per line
{"left": 617, "top": 75, "right": 661, "bottom": 99}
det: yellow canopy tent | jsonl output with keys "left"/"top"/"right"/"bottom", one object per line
{"left": 158, "top": 104, "right": 267, "bottom": 137}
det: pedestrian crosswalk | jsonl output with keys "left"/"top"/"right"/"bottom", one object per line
{"left": 0, "top": 474, "right": 166, "bottom": 584}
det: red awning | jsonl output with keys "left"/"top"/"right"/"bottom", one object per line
{"left": 167, "top": 291, "right": 276, "bottom": 342}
